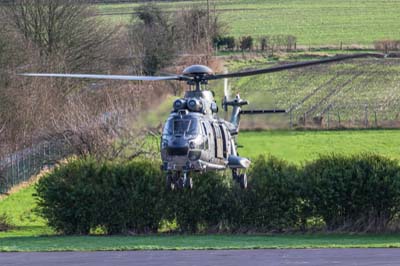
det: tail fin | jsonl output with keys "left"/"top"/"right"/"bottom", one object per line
{"left": 222, "top": 94, "right": 248, "bottom": 129}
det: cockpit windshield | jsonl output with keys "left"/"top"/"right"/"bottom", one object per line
{"left": 163, "top": 117, "right": 199, "bottom": 136}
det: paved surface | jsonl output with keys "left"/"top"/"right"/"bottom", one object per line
{"left": 1, "top": 249, "right": 400, "bottom": 266}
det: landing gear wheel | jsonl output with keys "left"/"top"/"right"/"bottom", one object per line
{"left": 166, "top": 175, "right": 174, "bottom": 191}
{"left": 176, "top": 177, "right": 184, "bottom": 189}
{"left": 232, "top": 169, "right": 239, "bottom": 182}
{"left": 239, "top": 173, "right": 247, "bottom": 189}
{"left": 184, "top": 177, "right": 193, "bottom": 189}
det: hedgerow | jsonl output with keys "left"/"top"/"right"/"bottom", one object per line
{"left": 35, "top": 158, "right": 164, "bottom": 234}
{"left": 35, "top": 154, "right": 400, "bottom": 234}
{"left": 302, "top": 154, "right": 400, "bottom": 232}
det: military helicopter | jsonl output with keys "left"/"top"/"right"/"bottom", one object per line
{"left": 22, "top": 53, "right": 384, "bottom": 190}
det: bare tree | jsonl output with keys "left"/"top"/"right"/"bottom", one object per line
{"left": 128, "top": 4, "right": 177, "bottom": 75}
{"left": 174, "top": 5, "right": 225, "bottom": 53}
{"left": 1, "top": 0, "right": 114, "bottom": 72}
{"left": 45, "top": 83, "right": 161, "bottom": 160}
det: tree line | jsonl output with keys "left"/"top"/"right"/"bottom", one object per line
{"left": 214, "top": 34, "right": 297, "bottom": 54}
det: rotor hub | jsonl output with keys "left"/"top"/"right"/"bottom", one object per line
{"left": 182, "top": 65, "right": 214, "bottom": 77}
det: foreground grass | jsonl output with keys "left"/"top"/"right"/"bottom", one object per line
{"left": 238, "top": 130, "right": 400, "bottom": 164}
{"left": 1, "top": 234, "right": 400, "bottom": 252}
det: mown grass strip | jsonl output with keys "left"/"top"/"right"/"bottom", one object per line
{"left": 1, "top": 234, "right": 400, "bottom": 252}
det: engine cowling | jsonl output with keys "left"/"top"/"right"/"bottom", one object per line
{"left": 187, "top": 98, "right": 203, "bottom": 112}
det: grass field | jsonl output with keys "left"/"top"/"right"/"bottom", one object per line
{"left": 211, "top": 55, "right": 400, "bottom": 129}
{"left": 95, "top": 0, "right": 400, "bottom": 45}
{"left": 238, "top": 129, "right": 400, "bottom": 163}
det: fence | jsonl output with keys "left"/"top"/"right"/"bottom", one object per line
{"left": 288, "top": 103, "right": 400, "bottom": 129}
{"left": 0, "top": 140, "right": 73, "bottom": 194}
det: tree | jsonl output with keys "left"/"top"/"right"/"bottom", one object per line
{"left": 128, "top": 4, "right": 176, "bottom": 75}
{"left": 1, "top": 0, "right": 113, "bottom": 72}
{"left": 0, "top": 0, "right": 118, "bottom": 153}
{"left": 174, "top": 5, "right": 225, "bottom": 53}
{"left": 239, "top": 36, "right": 253, "bottom": 51}
{"left": 260, "top": 36, "right": 269, "bottom": 51}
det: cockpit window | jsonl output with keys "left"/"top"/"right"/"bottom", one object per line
{"left": 163, "top": 118, "right": 199, "bottom": 136}
{"left": 174, "top": 119, "right": 199, "bottom": 135}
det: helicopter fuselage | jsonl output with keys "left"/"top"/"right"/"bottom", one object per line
{"left": 160, "top": 88, "right": 251, "bottom": 189}
{"left": 161, "top": 111, "right": 243, "bottom": 172}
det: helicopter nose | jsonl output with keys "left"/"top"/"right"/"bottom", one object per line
{"left": 167, "top": 138, "right": 189, "bottom": 156}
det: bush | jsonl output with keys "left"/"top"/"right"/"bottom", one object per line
{"left": 243, "top": 156, "right": 299, "bottom": 231}
{"left": 231, "top": 156, "right": 301, "bottom": 232}
{"left": 35, "top": 153, "right": 400, "bottom": 234}
{"left": 0, "top": 213, "right": 13, "bottom": 232}
{"left": 374, "top": 40, "right": 400, "bottom": 52}
{"left": 167, "top": 172, "right": 232, "bottom": 233}
{"left": 35, "top": 157, "right": 164, "bottom": 235}
{"left": 239, "top": 36, "right": 253, "bottom": 51}
{"left": 302, "top": 154, "right": 400, "bottom": 232}
{"left": 214, "top": 36, "right": 236, "bottom": 50}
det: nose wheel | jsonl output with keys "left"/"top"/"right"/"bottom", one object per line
{"left": 166, "top": 172, "right": 193, "bottom": 190}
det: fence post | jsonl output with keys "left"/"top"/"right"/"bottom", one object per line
{"left": 289, "top": 109, "right": 293, "bottom": 129}
{"left": 327, "top": 106, "right": 331, "bottom": 129}
{"left": 374, "top": 110, "right": 378, "bottom": 128}
{"left": 364, "top": 104, "right": 369, "bottom": 128}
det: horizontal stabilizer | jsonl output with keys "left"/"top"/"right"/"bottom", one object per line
{"left": 228, "top": 155, "right": 251, "bottom": 169}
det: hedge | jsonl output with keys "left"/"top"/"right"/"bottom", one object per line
{"left": 35, "top": 158, "right": 164, "bottom": 234}
{"left": 35, "top": 154, "right": 400, "bottom": 234}
{"left": 302, "top": 154, "right": 400, "bottom": 232}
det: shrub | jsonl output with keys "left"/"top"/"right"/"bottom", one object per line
{"left": 35, "top": 153, "right": 400, "bottom": 234}
{"left": 214, "top": 36, "right": 236, "bottom": 50}
{"left": 374, "top": 40, "right": 400, "bottom": 52}
{"left": 239, "top": 36, "right": 253, "bottom": 51}
{"left": 229, "top": 156, "right": 301, "bottom": 232}
{"left": 0, "top": 213, "right": 13, "bottom": 232}
{"left": 302, "top": 154, "right": 400, "bottom": 232}
{"left": 167, "top": 172, "right": 232, "bottom": 233}
{"left": 35, "top": 157, "right": 164, "bottom": 235}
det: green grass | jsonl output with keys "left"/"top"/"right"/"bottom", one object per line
{"left": 0, "top": 185, "right": 54, "bottom": 238}
{"left": 237, "top": 129, "right": 400, "bottom": 164}
{"left": 95, "top": 0, "right": 400, "bottom": 45}
{"left": 1, "top": 234, "right": 400, "bottom": 252}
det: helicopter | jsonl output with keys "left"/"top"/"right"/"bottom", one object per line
{"left": 21, "top": 53, "right": 384, "bottom": 190}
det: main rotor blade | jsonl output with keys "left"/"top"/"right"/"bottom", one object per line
{"left": 19, "top": 73, "right": 191, "bottom": 81}
{"left": 210, "top": 53, "right": 384, "bottom": 80}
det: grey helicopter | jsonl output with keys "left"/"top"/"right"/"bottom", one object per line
{"left": 21, "top": 53, "right": 384, "bottom": 190}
